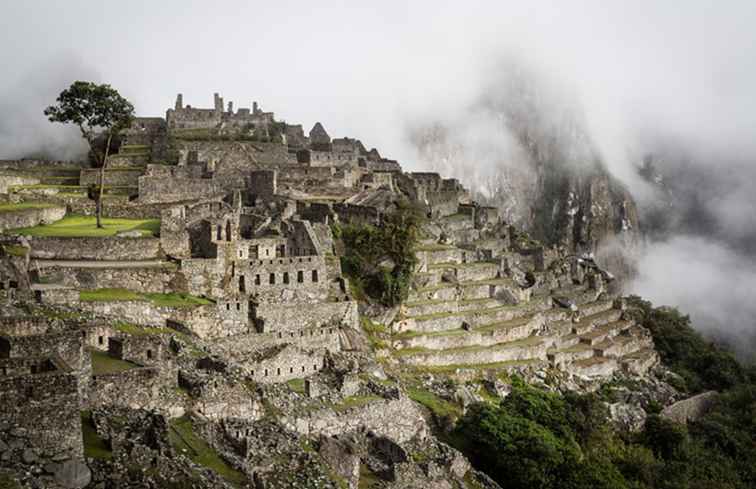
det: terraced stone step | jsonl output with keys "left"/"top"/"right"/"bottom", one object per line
{"left": 572, "top": 306, "right": 622, "bottom": 335}
{"left": 548, "top": 343, "right": 596, "bottom": 365}
{"left": 579, "top": 299, "right": 617, "bottom": 317}
{"left": 571, "top": 356, "right": 618, "bottom": 377}
{"left": 427, "top": 261, "right": 499, "bottom": 282}
{"left": 395, "top": 313, "right": 544, "bottom": 351}
{"left": 396, "top": 336, "right": 548, "bottom": 367}
{"left": 621, "top": 348, "right": 659, "bottom": 375}
{"left": 403, "top": 297, "right": 503, "bottom": 317}
{"left": 407, "top": 283, "right": 457, "bottom": 302}
{"left": 399, "top": 295, "right": 552, "bottom": 334}
{"left": 579, "top": 320, "right": 633, "bottom": 345}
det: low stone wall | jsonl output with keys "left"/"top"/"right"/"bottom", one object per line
{"left": 254, "top": 300, "right": 358, "bottom": 332}
{"left": 79, "top": 168, "right": 142, "bottom": 186}
{"left": 35, "top": 263, "right": 176, "bottom": 292}
{"left": 0, "top": 366, "right": 84, "bottom": 460}
{"left": 0, "top": 159, "right": 86, "bottom": 171}
{"left": 661, "top": 391, "right": 719, "bottom": 424}
{"left": 0, "top": 174, "right": 40, "bottom": 194}
{"left": 88, "top": 366, "right": 175, "bottom": 410}
{"left": 400, "top": 339, "right": 548, "bottom": 367}
{"left": 2, "top": 329, "right": 87, "bottom": 372}
{"left": 138, "top": 176, "right": 223, "bottom": 204}
{"left": 283, "top": 396, "right": 427, "bottom": 444}
{"left": 27, "top": 236, "right": 162, "bottom": 260}
{"left": 0, "top": 205, "right": 66, "bottom": 231}
{"left": 77, "top": 300, "right": 171, "bottom": 327}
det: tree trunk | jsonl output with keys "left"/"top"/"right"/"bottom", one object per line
{"left": 97, "top": 132, "right": 113, "bottom": 228}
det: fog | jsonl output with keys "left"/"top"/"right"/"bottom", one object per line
{"left": 1, "top": 1, "right": 755, "bottom": 351}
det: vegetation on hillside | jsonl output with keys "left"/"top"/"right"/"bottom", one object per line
{"left": 451, "top": 303, "right": 756, "bottom": 489}
{"left": 336, "top": 202, "right": 424, "bottom": 306}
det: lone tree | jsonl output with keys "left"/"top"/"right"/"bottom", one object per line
{"left": 45, "top": 81, "right": 134, "bottom": 228}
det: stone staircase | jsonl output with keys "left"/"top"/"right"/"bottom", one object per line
{"left": 389, "top": 241, "right": 659, "bottom": 378}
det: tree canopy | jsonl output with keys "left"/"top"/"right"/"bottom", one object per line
{"left": 44, "top": 81, "right": 134, "bottom": 146}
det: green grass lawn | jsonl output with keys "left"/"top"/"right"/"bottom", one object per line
{"left": 80, "top": 288, "right": 213, "bottom": 308}
{"left": 0, "top": 202, "right": 60, "bottom": 213}
{"left": 406, "top": 386, "right": 462, "bottom": 419}
{"left": 89, "top": 348, "right": 139, "bottom": 375}
{"left": 7, "top": 215, "right": 159, "bottom": 237}
{"left": 168, "top": 416, "right": 246, "bottom": 486}
{"left": 80, "top": 410, "right": 113, "bottom": 460}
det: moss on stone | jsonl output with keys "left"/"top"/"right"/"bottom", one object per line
{"left": 0, "top": 202, "right": 59, "bottom": 213}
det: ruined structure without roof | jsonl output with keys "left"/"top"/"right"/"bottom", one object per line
{"left": 0, "top": 92, "right": 659, "bottom": 488}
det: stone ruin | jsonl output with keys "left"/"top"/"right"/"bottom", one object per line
{"left": 0, "top": 92, "right": 667, "bottom": 488}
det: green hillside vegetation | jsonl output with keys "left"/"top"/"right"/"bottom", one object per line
{"left": 452, "top": 302, "right": 756, "bottom": 489}
{"left": 336, "top": 202, "right": 424, "bottom": 306}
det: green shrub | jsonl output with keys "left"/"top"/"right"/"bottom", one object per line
{"left": 337, "top": 202, "right": 423, "bottom": 306}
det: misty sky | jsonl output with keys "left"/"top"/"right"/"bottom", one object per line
{"left": 2, "top": 1, "right": 756, "bottom": 351}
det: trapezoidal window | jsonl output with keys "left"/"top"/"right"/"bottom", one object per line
{"left": 312, "top": 270, "right": 319, "bottom": 282}
{"left": 239, "top": 275, "right": 246, "bottom": 292}
{"left": 297, "top": 270, "right": 304, "bottom": 283}
{"left": 255, "top": 274, "right": 261, "bottom": 285}
{"left": 216, "top": 225, "right": 222, "bottom": 241}
{"left": 283, "top": 272, "right": 290, "bottom": 284}
{"left": 269, "top": 273, "right": 275, "bottom": 285}
{"left": 226, "top": 221, "right": 232, "bottom": 241}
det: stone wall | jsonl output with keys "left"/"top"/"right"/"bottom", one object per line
{"left": 79, "top": 169, "right": 142, "bottom": 187}
{"left": 0, "top": 205, "right": 66, "bottom": 232}
{"left": 283, "top": 395, "right": 426, "bottom": 444}
{"left": 253, "top": 300, "right": 358, "bottom": 333}
{"left": 661, "top": 391, "right": 719, "bottom": 425}
{"left": 244, "top": 344, "right": 327, "bottom": 384}
{"left": 238, "top": 255, "right": 328, "bottom": 299}
{"left": 0, "top": 174, "right": 40, "bottom": 194}
{"left": 109, "top": 334, "right": 165, "bottom": 366}
{"left": 34, "top": 263, "right": 177, "bottom": 293}
{"left": 0, "top": 360, "right": 84, "bottom": 460}
{"left": 1, "top": 329, "right": 87, "bottom": 372}
{"left": 138, "top": 175, "right": 223, "bottom": 204}
{"left": 0, "top": 160, "right": 86, "bottom": 171}
{"left": 88, "top": 366, "right": 174, "bottom": 410}
{"left": 27, "top": 236, "right": 162, "bottom": 260}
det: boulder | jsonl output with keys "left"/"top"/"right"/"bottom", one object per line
{"left": 54, "top": 460, "right": 92, "bottom": 489}
{"left": 608, "top": 402, "right": 647, "bottom": 433}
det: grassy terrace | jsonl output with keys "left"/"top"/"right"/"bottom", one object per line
{"left": 427, "top": 260, "right": 498, "bottom": 270}
{"left": 409, "top": 299, "right": 541, "bottom": 322}
{"left": 7, "top": 215, "right": 159, "bottom": 237}
{"left": 410, "top": 358, "right": 543, "bottom": 375}
{"left": 0, "top": 202, "right": 60, "bottom": 212}
{"left": 406, "top": 387, "right": 462, "bottom": 419}
{"left": 81, "top": 410, "right": 113, "bottom": 460}
{"left": 330, "top": 394, "right": 383, "bottom": 412}
{"left": 393, "top": 335, "right": 544, "bottom": 357}
{"left": 89, "top": 348, "right": 139, "bottom": 375}
{"left": 81, "top": 288, "right": 213, "bottom": 308}
{"left": 168, "top": 416, "right": 246, "bottom": 486}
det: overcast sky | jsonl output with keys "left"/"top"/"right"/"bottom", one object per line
{"left": 3, "top": 1, "right": 755, "bottom": 168}
{"left": 2, "top": 1, "right": 756, "bottom": 352}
